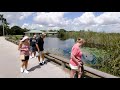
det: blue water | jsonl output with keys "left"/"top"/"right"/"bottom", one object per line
{"left": 44, "top": 37, "right": 97, "bottom": 65}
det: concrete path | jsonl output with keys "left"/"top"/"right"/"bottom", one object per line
{"left": 0, "top": 37, "right": 69, "bottom": 78}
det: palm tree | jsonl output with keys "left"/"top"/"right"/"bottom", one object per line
{"left": 0, "top": 14, "right": 5, "bottom": 36}
{"left": 0, "top": 14, "right": 9, "bottom": 36}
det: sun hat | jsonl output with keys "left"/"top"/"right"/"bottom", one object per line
{"left": 33, "top": 34, "right": 37, "bottom": 38}
{"left": 42, "top": 32, "right": 46, "bottom": 36}
{"left": 21, "top": 36, "right": 29, "bottom": 42}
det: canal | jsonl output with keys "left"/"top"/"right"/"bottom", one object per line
{"left": 44, "top": 37, "right": 97, "bottom": 65}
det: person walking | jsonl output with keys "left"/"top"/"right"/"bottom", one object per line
{"left": 69, "top": 38, "right": 85, "bottom": 78}
{"left": 18, "top": 36, "right": 30, "bottom": 73}
{"left": 36, "top": 33, "right": 46, "bottom": 65}
{"left": 29, "top": 34, "right": 37, "bottom": 58}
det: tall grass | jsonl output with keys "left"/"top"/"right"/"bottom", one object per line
{"left": 58, "top": 30, "right": 120, "bottom": 76}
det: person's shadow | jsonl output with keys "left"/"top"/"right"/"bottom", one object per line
{"left": 28, "top": 59, "right": 50, "bottom": 72}
{"left": 28, "top": 65, "right": 41, "bottom": 72}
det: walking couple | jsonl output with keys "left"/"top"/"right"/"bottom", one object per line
{"left": 18, "top": 33, "right": 46, "bottom": 73}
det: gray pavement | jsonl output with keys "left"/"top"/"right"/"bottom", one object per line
{"left": 0, "top": 37, "right": 69, "bottom": 78}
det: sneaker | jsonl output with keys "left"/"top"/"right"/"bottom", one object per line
{"left": 24, "top": 69, "right": 29, "bottom": 74}
{"left": 43, "top": 61, "right": 47, "bottom": 64}
{"left": 39, "top": 62, "right": 43, "bottom": 65}
{"left": 20, "top": 67, "right": 24, "bottom": 73}
{"left": 42, "top": 61, "right": 45, "bottom": 64}
{"left": 30, "top": 56, "right": 32, "bottom": 59}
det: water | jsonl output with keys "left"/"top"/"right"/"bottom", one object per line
{"left": 44, "top": 37, "right": 97, "bottom": 65}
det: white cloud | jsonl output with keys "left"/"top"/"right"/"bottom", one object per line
{"left": 22, "top": 23, "right": 43, "bottom": 30}
{"left": 71, "top": 12, "right": 120, "bottom": 32}
{"left": 73, "top": 12, "right": 96, "bottom": 25}
{"left": 19, "top": 12, "right": 34, "bottom": 20}
{"left": 9, "top": 23, "right": 19, "bottom": 28}
{"left": 33, "top": 12, "right": 66, "bottom": 26}
{"left": 1, "top": 12, "right": 120, "bottom": 33}
{"left": 95, "top": 12, "right": 120, "bottom": 25}
{"left": 0, "top": 12, "right": 33, "bottom": 21}
{"left": 0, "top": 12, "right": 34, "bottom": 26}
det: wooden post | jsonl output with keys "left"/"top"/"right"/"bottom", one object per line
{"left": 61, "top": 62, "right": 66, "bottom": 70}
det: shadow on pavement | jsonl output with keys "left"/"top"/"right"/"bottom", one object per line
{"left": 28, "top": 65, "right": 41, "bottom": 72}
{"left": 28, "top": 59, "right": 50, "bottom": 72}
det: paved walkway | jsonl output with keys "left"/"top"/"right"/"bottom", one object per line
{"left": 0, "top": 37, "right": 69, "bottom": 78}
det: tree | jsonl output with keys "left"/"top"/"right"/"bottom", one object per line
{"left": 0, "top": 14, "right": 10, "bottom": 36}
{"left": 10, "top": 26, "right": 29, "bottom": 35}
{"left": 0, "top": 14, "right": 4, "bottom": 36}
{"left": 0, "top": 25, "right": 3, "bottom": 36}
{"left": 10, "top": 26, "right": 22, "bottom": 35}
{"left": 58, "top": 29, "right": 66, "bottom": 37}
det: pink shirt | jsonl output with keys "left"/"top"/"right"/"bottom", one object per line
{"left": 69, "top": 43, "right": 82, "bottom": 66}
{"left": 20, "top": 44, "right": 29, "bottom": 56}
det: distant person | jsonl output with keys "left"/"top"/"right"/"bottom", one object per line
{"left": 69, "top": 38, "right": 85, "bottom": 78}
{"left": 36, "top": 33, "right": 46, "bottom": 65}
{"left": 29, "top": 34, "right": 37, "bottom": 58}
{"left": 18, "top": 36, "right": 30, "bottom": 73}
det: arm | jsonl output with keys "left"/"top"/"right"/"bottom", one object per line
{"left": 72, "top": 54, "right": 82, "bottom": 66}
{"left": 36, "top": 38, "right": 40, "bottom": 52}
{"left": 71, "top": 53, "right": 80, "bottom": 65}
{"left": 18, "top": 41, "right": 28, "bottom": 51}
{"left": 36, "top": 44, "right": 40, "bottom": 52}
{"left": 18, "top": 41, "right": 22, "bottom": 50}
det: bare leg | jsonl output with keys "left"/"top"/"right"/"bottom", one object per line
{"left": 41, "top": 52, "right": 44, "bottom": 61}
{"left": 20, "top": 61, "right": 25, "bottom": 72}
{"left": 34, "top": 51, "right": 36, "bottom": 57}
{"left": 25, "top": 60, "right": 28, "bottom": 69}
{"left": 21, "top": 61, "right": 25, "bottom": 68}
{"left": 24, "top": 60, "right": 29, "bottom": 73}
{"left": 38, "top": 55, "right": 40, "bottom": 62}
{"left": 30, "top": 51, "right": 33, "bottom": 58}
{"left": 70, "top": 69, "right": 76, "bottom": 78}
{"left": 78, "top": 66, "right": 82, "bottom": 78}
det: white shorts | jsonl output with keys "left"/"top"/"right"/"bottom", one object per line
{"left": 69, "top": 64, "right": 78, "bottom": 70}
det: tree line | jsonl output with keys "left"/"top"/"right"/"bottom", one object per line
{"left": 0, "top": 14, "right": 29, "bottom": 36}
{"left": 0, "top": 25, "right": 29, "bottom": 36}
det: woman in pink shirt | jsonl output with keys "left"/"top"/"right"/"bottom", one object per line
{"left": 69, "top": 38, "right": 85, "bottom": 78}
{"left": 18, "top": 36, "right": 30, "bottom": 73}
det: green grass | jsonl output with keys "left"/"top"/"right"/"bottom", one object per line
{"left": 7, "top": 35, "right": 22, "bottom": 41}
{"left": 82, "top": 47, "right": 108, "bottom": 59}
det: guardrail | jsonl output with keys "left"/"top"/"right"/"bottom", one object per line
{"left": 44, "top": 53, "right": 119, "bottom": 78}
{"left": 5, "top": 37, "right": 119, "bottom": 78}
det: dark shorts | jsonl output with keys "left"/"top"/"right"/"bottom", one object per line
{"left": 30, "top": 46, "right": 36, "bottom": 52}
{"left": 22, "top": 56, "right": 29, "bottom": 61}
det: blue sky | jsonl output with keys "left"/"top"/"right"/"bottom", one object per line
{"left": 64, "top": 12, "right": 84, "bottom": 19}
{"left": 64, "top": 12, "right": 104, "bottom": 19}
{"left": 0, "top": 12, "right": 120, "bottom": 33}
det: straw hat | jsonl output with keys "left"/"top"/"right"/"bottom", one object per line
{"left": 21, "top": 36, "right": 29, "bottom": 42}
{"left": 33, "top": 34, "right": 37, "bottom": 38}
{"left": 42, "top": 32, "right": 46, "bottom": 36}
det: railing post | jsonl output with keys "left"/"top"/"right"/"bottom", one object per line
{"left": 61, "top": 62, "right": 66, "bottom": 70}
